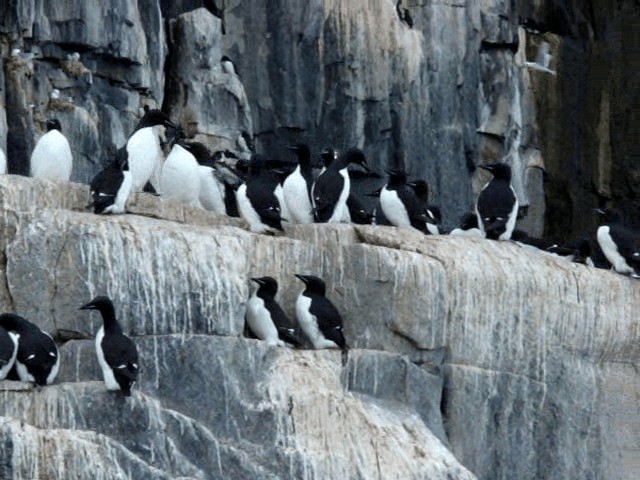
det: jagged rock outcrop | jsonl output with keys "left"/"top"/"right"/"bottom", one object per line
{"left": 0, "top": 176, "right": 637, "bottom": 479}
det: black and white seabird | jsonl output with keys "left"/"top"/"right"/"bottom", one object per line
{"left": 282, "top": 144, "right": 315, "bottom": 224}
{"left": 595, "top": 208, "right": 640, "bottom": 277}
{"left": 195, "top": 148, "right": 226, "bottom": 215}
{"left": 0, "top": 326, "right": 18, "bottom": 380}
{"left": 126, "top": 107, "right": 176, "bottom": 192}
{"left": 312, "top": 148, "right": 368, "bottom": 223}
{"left": 294, "top": 274, "right": 347, "bottom": 350}
{"left": 236, "top": 154, "right": 286, "bottom": 233}
{"left": 0, "top": 313, "right": 59, "bottom": 386}
{"left": 475, "top": 162, "right": 519, "bottom": 240}
{"left": 80, "top": 296, "right": 139, "bottom": 396}
{"left": 407, "top": 179, "right": 442, "bottom": 234}
{"left": 89, "top": 147, "right": 133, "bottom": 214}
{"left": 246, "top": 277, "right": 302, "bottom": 347}
{"left": 160, "top": 140, "right": 204, "bottom": 207}
{"left": 380, "top": 169, "right": 430, "bottom": 232}
{"left": 30, "top": 118, "right": 73, "bottom": 181}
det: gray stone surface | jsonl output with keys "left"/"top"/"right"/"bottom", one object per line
{"left": 0, "top": 177, "right": 637, "bottom": 479}
{"left": 163, "top": 8, "right": 253, "bottom": 151}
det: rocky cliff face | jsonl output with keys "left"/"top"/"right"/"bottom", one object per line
{"left": 0, "top": 176, "right": 638, "bottom": 479}
{"left": 1, "top": 1, "right": 637, "bottom": 235}
{"left": 0, "top": 1, "right": 638, "bottom": 479}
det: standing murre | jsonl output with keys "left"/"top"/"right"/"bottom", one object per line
{"left": 245, "top": 277, "right": 302, "bottom": 347}
{"left": 407, "top": 180, "right": 441, "bottom": 234}
{"left": 30, "top": 118, "right": 73, "bottom": 181}
{"left": 380, "top": 169, "right": 430, "bottom": 232}
{"left": 294, "top": 274, "right": 347, "bottom": 350}
{"left": 89, "top": 147, "right": 133, "bottom": 214}
{"left": 595, "top": 208, "right": 640, "bottom": 277}
{"left": 160, "top": 140, "right": 204, "bottom": 208}
{"left": 0, "top": 326, "right": 19, "bottom": 381}
{"left": 475, "top": 162, "right": 519, "bottom": 240}
{"left": 236, "top": 154, "right": 286, "bottom": 233}
{"left": 80, "top": 296, "right": 139, "bottom": 396}
{"left": 312, "top": 148, "right": 369, "bottom": 223}
{"left": 195, "top": 148, "right": 226, "bottom": 215}
{"left": 0, "top": 313, "right": 59, "bottom": 386}
{"left": 282, "top": 144, "right": 314, "bottom": 224}
{"left": 126, "top": 107, "right": 176, "bottom": 192}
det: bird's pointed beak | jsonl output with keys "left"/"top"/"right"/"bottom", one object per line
{"left": 287, "top": 145, "right": 298, "bottom": 151}
{"left": 294, "top": 274, "right": 308, "bottom": 284}
{"left": 79, "top": 303, "right": 93, "bottom": 311}
{"left": 479, "top": 164, "right": 493, "bottom": 172}
{"left": 250, "top": 278, "right": 263, "bottom": 285}
{"left": 593, "top": 208, "right": 606, "bottom": 215}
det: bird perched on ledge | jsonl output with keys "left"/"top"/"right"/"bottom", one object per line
{"left": 81, "top": 296, "right": 139, "bottom": 397}
{"left": 30, "top": 118, "right": 73, "bottom": 182}
{"left": 0, "top": 313, "right": 59, "bottom": 386}
{"left": 475, "top": 162, "right": 518, "bottom": 240}
{"left": 294, "top": 274, "right": 347, "bottom": 350}
{"left": 246, "top": 276, "right": 302, "bottom": 347}
{"left": 595, "top": 208, "right": 640, "bottom": 278}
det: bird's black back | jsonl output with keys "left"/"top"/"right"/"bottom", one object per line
{"left": 101, "top": 333, "right": 139, "bottom": 396}
{"left": 246, "top": 173, "right": 284, "bottom": 230}
{"left": 607, "top": 223, "right": 640, "bottom": 261}
{"left": 261, "top": 298, "right": 302, "bottom": 347}
{"left": 16, "top": 329, "right": 57, "bottom": 386}
{"left": 90, "top": 160, "right": 125, "bottom": 214}
{"left": 313, "top": 169, "right": 345, "bottom": 222}
{"left": 347, "top": 194, "right": 374, "bottom": 225}
{"left": 307, "top": 294, "right": 347, "bottom": 348}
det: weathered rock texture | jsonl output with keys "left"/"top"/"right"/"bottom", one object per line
{"left": 0, "top": 176, "right": 638, "bottom": 480}
{"left": 1, "top": 1, "right": 637, "bottom": 236}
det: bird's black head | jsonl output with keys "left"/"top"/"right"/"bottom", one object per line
{"left": 320, "top": 148, "right": 336, "bottom": 168}
{"left": 294, "top": 274, "right": 326, "bottom": 295}
{"left": 0, "top": 313, "right": 34, "bottom": 333}
{"left": 479, "top": 162, "right": 512, "bottom": 181}
{"left": 288, "top": 143, "right": 311, "bottom": 165}
{"left": 80, "top": 296, "right": 114, "bottom": 312}
{"left": 594, "top": 207, "right": 623, "bottom": 224}
{"left": 459, "top": 211, "right": 479, "bottom": 230}
{"left": 136, "top": 108, "right": 176, "bottom": 130}
{"left": 407, "top": 180, "right": 428, "bottom": 199}
{"left": 46, "top": 118, "right": 61, "bottom": 132}
{"left": 250, "top": 276, "right": 278, "bottom": 297}
{"left": 385, "top": 168, "right": 407, "bottom": 186}
{"left": 341, "top": 149, "right": 369, "bottom": 171}
{"left": 221, "top": 55, "right": 232, "bottom": 63}
{"left": 184, "top": 142, "right": 211, "bottom": 164}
